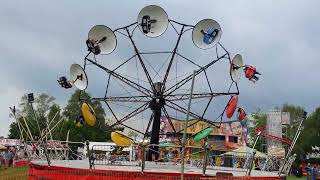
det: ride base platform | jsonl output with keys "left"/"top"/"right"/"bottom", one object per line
{"left": 29, "top": 160, "right": 286, "bottom": 180}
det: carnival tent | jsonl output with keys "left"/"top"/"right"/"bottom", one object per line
{"left": 223, "top": 145, "right": 267, "bottom": 158}
{"left": 0, "top": 144, "right": 7, "bottom": 150}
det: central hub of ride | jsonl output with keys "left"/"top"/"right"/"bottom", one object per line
{"left": 147, "top": 82, "right": 165, "bottom": 161}
{"left": 149, "top": 82, "right": 165, "bottom": 110}
{"left": 149, "top": 97, "right": 165, "bottom": 111}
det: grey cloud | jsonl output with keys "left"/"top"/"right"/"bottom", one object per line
{"left": 1, "top": 0, "right": 320, "bottom": 136}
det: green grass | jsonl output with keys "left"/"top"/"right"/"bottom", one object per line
{"left": 0, "top": 166, "right": 311, "bottom": 180}
{"left": 287, "top": 175, "right": 307, "bottom": 180}
{"left": 0, "top": 166, "right": 29, "bottom": 180}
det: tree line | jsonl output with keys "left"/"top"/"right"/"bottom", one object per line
{"left": 8, "top": 90, "right": 122, "bottom": 143}
{"left": 8, "top": 91, "right": 319, "bottom": 163}
{"left": 247, "top": 103, "right": 320, "bottom": 163}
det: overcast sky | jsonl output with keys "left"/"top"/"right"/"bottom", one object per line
{"left": 1, "top": 0, "right": 320, "bottom": 137}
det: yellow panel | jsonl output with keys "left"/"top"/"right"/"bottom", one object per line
{"left": 81, "top": 102, "right": 96, "bottom": 126}
{"left": 111, "top": 131, "right": 133, "bottom": 147}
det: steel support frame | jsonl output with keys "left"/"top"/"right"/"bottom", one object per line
{"left": 79, "top": 19, "right": 239, "bottom": 162}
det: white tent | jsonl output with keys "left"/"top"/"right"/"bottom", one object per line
{"left": 223, "top": 145, "right": 267, "bottom": 158}
{"left": 0, "top": 144, "right": 7, "bottom": 150}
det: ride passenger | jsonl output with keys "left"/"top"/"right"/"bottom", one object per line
{"left": 244, "top": 65, "right": 261, "bottom": 83}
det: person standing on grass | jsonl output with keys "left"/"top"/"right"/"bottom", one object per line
{"left": 0, "top": 151, "right": 3, "bottom": 167}
{"left": 3, "top": 147, "right": 10, "bottom": 167}
{"left": 8, "top": 148, "right": 14, "bottom": 166}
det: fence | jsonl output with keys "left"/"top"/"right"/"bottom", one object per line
{"left": 86, "top": 143, "right": 288, "bottom": 177}
{"left": 90, "top": 144, "right": 140, "bottom": 168}
{"left": 23, "top": 141, "right": 85, "bottom": 162}
{"left": 141, "top": 144, "right": 252, "bottom": 173}
{"left": 0, "top": 141, "right": 289, "bottom": 179}
{"left": 3, "top": 140, "right": 287, "bottom": 174}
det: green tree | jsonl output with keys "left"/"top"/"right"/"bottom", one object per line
{"left": 280, "top": 103, "right": 305, "bottom": 140}
{"left": 248, "top": 110, "right": 267, "bottom": 152}
{"left": 46, "top": 104, "right": 63, "bottom": 140}
{"left": 61, "top": 90, "right": 107, "bottom": 142}
{"left": 294, "top": 107, "right": 320, "bottom": 162}
{"left": 8, "top": 122, "right": 20, "bottom": 139}
{"left": 8, "top": 90, "right": 124, "bottom": 143}
{"left": 8, "top": 93, "right": 60, "bottom": 141}
{"left": 274, "top": 103, "right": 306, "bottom": 160}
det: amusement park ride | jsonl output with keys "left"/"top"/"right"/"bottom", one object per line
{"left": 9, "top": 93, "right": 70, "bottom": 163}
{"left": 57, "top": 5, "right": 261, "bottom": 161}
{"left": 8, "top": 4, "right": 307, "bottom": 179}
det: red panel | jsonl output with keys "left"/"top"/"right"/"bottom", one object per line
{"left": 28, "top": 163, "right": 203, "bottom": 180}
{"left": 14, "top": 160, "right": 30, "bottom": 166}
{"left": 237, "top": 108, "right": 246, "bottom": 121}
{"left": 28, "top": 163, "right": 283, "bottom": 180}
{"left": 226, "top": 96, "right": 238, "bottom": 118}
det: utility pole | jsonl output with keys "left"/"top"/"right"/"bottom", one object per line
{"left": 181, "top": 70, "right": 196, "bottom": 180}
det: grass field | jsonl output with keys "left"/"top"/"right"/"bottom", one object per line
{"left": 287, "top": 175, "right": 307, "bottom": 180}
{"left": 0, "top": 166, "right": 29, "bottom": 180}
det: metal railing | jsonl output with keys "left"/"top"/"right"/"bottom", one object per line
{"left": 0, "top": 140, "right": 289, "bottom": 179}
{"left": 0, "top": 140, "right": 290, "bottom": 179}
{"left": 86, "top": 143, "right": 285, "bottom": 175}
{"left": 89, "top": 144, "right": 140, "bottom": 167}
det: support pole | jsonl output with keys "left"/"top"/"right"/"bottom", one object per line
{"left": 66, "top": 130, "right": 70, "bottom": 160}
{"left": 9, "top": 107, "right": 24, "bottom": 142}
{"left": 30, "top": 103, "right": 42, "bottom": 137}
{"left": 40, "top": 118, "right": 64, "bottom": 141}
{"left": 248, "top": 150, "right": 256, "bottom": 176}
{"left": 181, "top": 70, "right": 196, "bottom": 180}
{"left": 246, "top": 132, "right": 261, "bottom": 175}
{"left": 141, "top": 144, "right": 146, "bottom": 172}
{"left": 86, "top": 140, "right": 92, "bottom": 169}
{"left": 29, "top": 102, "right": 51, "bottom": 165}
{"left": 42, "top": 140, "right": 51, "bottom": 166}
{"left": 9, "top": 107, "right": 31, "bottom": 161}
{"left": 23, "top": 116, "right": 34, "bottom": 141}
{"left": 278, "top": 112, "right": 307, "bottom": 176}
{"left": 202, "top": 137, "right": 209, "bottom": 176}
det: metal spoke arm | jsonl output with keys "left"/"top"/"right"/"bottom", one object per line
{"left": 161, "top": 26, "right": 185, "bottom": 92}
{"left": 109, "top": 102, "right": 149, "bottom": 126}
{"left": 176, "top": 53, "right": 202, "bottom": 69}
{"left": 125, "top": 28, "right": 155, "bottom": 93}
{"left": 113, "top": 22, "right": 138, "bottom": 32}
{"left": 143, "top": 112, "right": 154, "bottom": 141}
{"left": 164, "top": 92, "right": 239, "bottom": 101}
{"left": 90, "top": 95, "right": 151, "bottom": 102}
{"left": 102, "top": 101, "right": 146, "bottom": 134}
{"left": 86, "top": 58, "right": 152, "bottom": 96}
{"left": 165, "top": 101, "right": 219, "bottom": 128}
{"left": 105, "top": 98, "right": 145, "bottom": 134}
{"left": 165, "top": 53, "right": 228, "bottom": 95}
{"left": 169, "top": 19, "right": 194, "bottom": 27}
{"left": 109, "top": 123, "right": 144, "bottom": 135}
{"left": 112, "top": 54, "right": 137, "bottom": 72}
{"left": 162, "top": 106, "right": 181, "bottom": 145}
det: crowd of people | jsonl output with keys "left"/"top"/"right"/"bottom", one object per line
{"left": 292, "top": 163, "right": 320, "bottom": 178}
{"left": 0, "top": 147, "right": 16, "bottom": 167}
